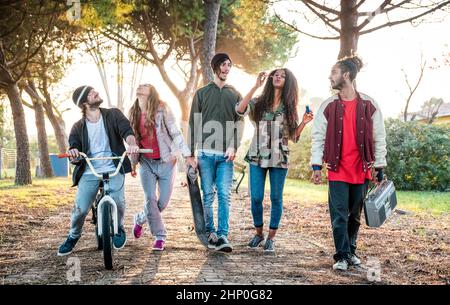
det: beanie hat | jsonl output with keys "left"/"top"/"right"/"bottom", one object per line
{"left": 72, "top": 85, "right": 93, "bottom": 108}
{"left": 210, "top": 53, "right": 231, "bottom": 73}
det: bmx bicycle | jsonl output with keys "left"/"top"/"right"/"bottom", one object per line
{"left": 58, "top": 149, "right": 151, "bottom": 269}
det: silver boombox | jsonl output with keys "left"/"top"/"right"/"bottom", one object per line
{"left": 364, "top": 179, "right": 397, "bottom": 227}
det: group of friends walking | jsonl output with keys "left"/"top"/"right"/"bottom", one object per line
{"left": 57, "top": 52, "right": 387, "bottom": 271}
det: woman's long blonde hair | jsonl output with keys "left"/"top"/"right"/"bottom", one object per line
{"left": 128, "top": 84, "right": 165, "bottom": 142}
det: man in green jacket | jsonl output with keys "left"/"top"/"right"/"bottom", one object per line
{"left": 189, "top": 53, "right": 244, "bottom": 252}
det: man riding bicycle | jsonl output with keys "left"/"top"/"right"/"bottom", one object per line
{"left": 57, "top": 85, "right": 140, "bottom": 256}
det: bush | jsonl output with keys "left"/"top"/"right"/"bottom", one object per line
{"left": 287, "top": 126, "right": 314, "bottom": 180}
{"left": 238, "top": 119, "right": 450, "bottom": 192}
{"left": 238, "top": 127, "right": 322, "bottom": 182}
{"left": 385, "top": 118, "right": 449, "bottom": 191}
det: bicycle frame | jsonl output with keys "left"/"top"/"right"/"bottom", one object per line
{"left": 59, "top": 149, "right": 152, "bottom": 237}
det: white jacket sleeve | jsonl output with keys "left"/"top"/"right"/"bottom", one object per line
{"left": 310, "top": 98, "right": 331, "bottom": 167}
{"left": 371, "top": 99, "right": 387, "bottom": 168}
{"left": 164, "top": 106, "right": 192, "bottom": 158}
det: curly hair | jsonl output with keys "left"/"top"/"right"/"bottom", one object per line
{"left": 336, "top": 56, "right": 363, "bottom": 81}
{"left": 251, "top": 68, "right": 299, "bottom": 139}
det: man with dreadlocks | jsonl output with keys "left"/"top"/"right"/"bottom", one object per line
{"left": 311, "top": 56, "right": 387, "bottom": 271}
{"left": 57, "top": 86, "right": 140, "bottom": 256}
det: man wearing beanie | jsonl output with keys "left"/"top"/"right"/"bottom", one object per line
{"left": 57, "top": 85, "right": 140, "bottom": 256}
{"left": 188, "top": 53, "right": 244, "bottom": 252}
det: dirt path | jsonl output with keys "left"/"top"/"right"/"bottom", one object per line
{"left": 0, "top": 175, "right": 449, "bottom": 284}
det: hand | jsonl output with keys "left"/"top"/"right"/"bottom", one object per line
{"left": 67, "top": 148, "right": 81, "bottom": 162}
{"left": 255, "top": 71, "right": 267, "bottom": 89}
{"left": 131, "top": 164, "right": 137, "bottom": 178}
{"left": 68, "top": 148, "right": 80, "bottom": 159}
{"left": 127, "top": 144, "right": 140, "bottom": 154}
{"left": 312, "top": 170, "right": 322, "bottom": 184}
{"left": 225, "top": 147, "right": 236, "bottom": 162}
{"left": 302, "top": 110, "right": 314, "bottom": 125}
{"left": 185, "top": 156, "right": 197, "bottom": 170}
{"left": 372, "top": 168, "right": 384, "bottom": 186}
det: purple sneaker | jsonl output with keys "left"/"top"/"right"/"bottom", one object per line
{"left": 152, "top": 239, "right": 165, "bottom": 251}
{"left": 133, "top": 214, "right": 143, "bottom": 239}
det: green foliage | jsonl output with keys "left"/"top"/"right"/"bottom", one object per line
{"left": 287, "top": 126, "right": 313, "bottom": 180}
{"left": 76, "top": 0, "right": 133, "bottom": 28}
{"left": 79, "top": 0, "right": 298, "bottom": 75}
{"left": 0, "top": 100, "right": 15, "bottom": 149}
{"left": 385, "top": 119, "right": 450, "bottom": 191}
{"left": 0, "top": 1, "right": 67, "bottom": 81}
{"left": 283, "top": 119, "right": 450, "bottom": 192}
{"left": 217, "top": 0, "right": 298, "bottom": 74}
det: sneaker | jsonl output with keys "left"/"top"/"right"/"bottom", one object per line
{"left": 207, "top": 232, "right": 218, "bottom": 249}
{"left": 247, "top": 235, "right": 265, "bottom": 249}
{"left": 113, "top": 226, "right": 127, "bottom": 249}
{"left": 333, "top": 259, "right": 349, "bottom": 271}
{"left": 349, "top": 254, "right": 361, "bottom": 266}
{"left": 133, "top": 214, "right": 143, "bottom": 239}
{"left": 263, "top": 238, "right": 275, "bottom": 253}
{"left": 57, "top": 236, "right": 79, "bottom": 256}
{"left": 152, "top": 239, "right": 165, "bottom": 251}
{"left": 215, "top": 236, "right": 232, "bottom": 252}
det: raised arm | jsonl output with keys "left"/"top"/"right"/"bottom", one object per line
{"left": 236, "top": 71, "right": 267, "bottom": 115}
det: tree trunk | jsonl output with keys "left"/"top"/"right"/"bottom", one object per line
{"left": 85, "top": 32, "right": 113, "bottom": 107}
{"left": 179, "top": 96, "right": 190, "bottom": 125}
{"left": 5, "top": 84, "right": 32, "bottom": 185}
{"left": 41, "top": 82, "right": 68, "bottom": 153}
{"left": 25, "top": 80, "right": 53, "bottom": 178}
{"left": 338, "top": 0, "right": 359, "bottom": 59}
{"left": 117, "top": 42, "right": 124, "bottom": 111}
{"left": 31, "top": 98, "right": 53, "bottom": 178}
{"left": 44, "top": 106, "right": 68, "bottom": 153}
{"left": 201, "top": 0, "right": 221, "bottom": 85}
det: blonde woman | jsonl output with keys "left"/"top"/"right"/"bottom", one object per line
{"left": 128, "top": 84, "right": 196, "bottom": 251}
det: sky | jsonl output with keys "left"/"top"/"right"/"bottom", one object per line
{"left": 14, "top": 3, "right": 450, "bottom": 143}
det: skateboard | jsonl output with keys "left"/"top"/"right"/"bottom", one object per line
{"left": 186, "top": 165, "right": 209, "bottom": 247}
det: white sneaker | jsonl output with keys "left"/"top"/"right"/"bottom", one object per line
{"left": 333, "top": 259, "right": 349, "bottom": 271}
{"left": 349, "top": 254, "right": 361, "bottom": 266}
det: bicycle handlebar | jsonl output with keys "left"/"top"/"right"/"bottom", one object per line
{"left": 58, "top": 149, "right": 152, "bottom": 178}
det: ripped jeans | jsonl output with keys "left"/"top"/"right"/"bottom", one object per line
{"left": 69, "top": 173, "right": 125, "bottom": 239}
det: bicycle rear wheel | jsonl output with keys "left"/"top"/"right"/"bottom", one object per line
{"left": 102, "top": 203, "right": 113, "bottom": 270}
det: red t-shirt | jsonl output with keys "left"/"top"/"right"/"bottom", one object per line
{"left": 139, "top": 113, "right": 161, "bottom": 160}
{"left": 328, "top": 98, "right": 372, "bottom": 184}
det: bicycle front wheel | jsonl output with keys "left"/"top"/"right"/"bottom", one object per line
{"left": 102, "top": 203, "right": 113, "bottom": 270}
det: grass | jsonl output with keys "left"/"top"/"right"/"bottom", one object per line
{"left": 1, "top": 174, "right": 448, "bottom": 218}
{"left": 0, "top": 177, "right": 74, "bottom": 210}
{"left": 0, "top": 177, "right": 75, "bottom": 245}
{"left": 0, "top": 168, "right": 16, "bottom": 179}
{"left": 235, "top": 175, "right": 450, "bottom": 215}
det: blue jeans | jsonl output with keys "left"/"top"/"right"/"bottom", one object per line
{"left": 197, "top": 151, "right": 234, "bottom": 237}
{"left": 69, "top": 173, "right": 125, "bottom": 239}
{"left": 249, "top": 164, "right": 288, "bottom": 230}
